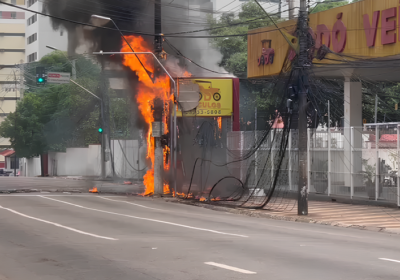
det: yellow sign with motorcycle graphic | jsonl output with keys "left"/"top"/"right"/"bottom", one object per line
{"left": 177, "top": 79, "right": 233, "bottom": 117}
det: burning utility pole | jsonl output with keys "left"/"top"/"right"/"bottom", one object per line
{"left": 152, "top": 98, "right": 164, "bottom": 196}
{"left": 152, "top": 0, "right": 164, "bottom": 196}
{"left": 297, "top": 0, "right": 309, "bottom": 215}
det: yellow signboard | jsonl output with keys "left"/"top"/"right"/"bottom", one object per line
{"left": 177, "top": 79, "right": 233, "bottom": 117}
{"left": 248, "top": 0, "right": 400, "bottom": 78}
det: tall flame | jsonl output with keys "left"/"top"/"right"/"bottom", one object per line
{"left": 122, "top": 36, "right": 172, "bottom": 196}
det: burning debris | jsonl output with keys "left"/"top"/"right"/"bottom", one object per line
{"left": 89, "top": 187, "right": 98, "bottom": 193}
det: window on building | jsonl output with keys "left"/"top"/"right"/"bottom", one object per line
{"left": 27, "top": 33, "right": 37, "bottom": 44}
{"left": 27, "top": 0, "right": 37, "bottom": 7}
{"left": 11, "top": 12, "right": 16, "bottom": 19}
{"left": 60, "top": 30, "right": 63, "bottom": 36}
{"left": 11, "top": 0, "right": 17, "bottom": 5}
{"left": 0, "top": 12, "right": 2, "bottom": 19}
{"left": 27, "top": 14, "right": 37, "bottom": 25}
{"left": 27, "top": 52, "right": 37, "bottom": 62}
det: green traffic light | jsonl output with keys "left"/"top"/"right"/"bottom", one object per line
{"left": 98, "top": 128, "right": 103, "bottom": 133}
{"left": 38, "top": 78, "right": 44, "bottom": 83}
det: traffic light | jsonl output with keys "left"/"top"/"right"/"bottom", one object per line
{"left": 98, "top": 128, "right": 103, "bottom": 133}
{"left": 36, "top": 66, "right": 46, "bottom": 85}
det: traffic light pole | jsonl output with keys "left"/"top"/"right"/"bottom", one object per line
{"left": 69, "top": 79, "right": 106, "bottom": 179}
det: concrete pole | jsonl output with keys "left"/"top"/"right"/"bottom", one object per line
{"left": 100, "top": 101, "right": 106, "bottom": 179}
{"left": 71, "top": 59, "right": 77, "bottom": 80}
{"left": 154, "top": 137, "right": 164, "bottom": 196}
{"left": 375, "top": 95, "right": 379, "bottom": 200}
{"left": 297, "top": 0, "right": 309, "bottom": 215}
{"left": 328, "top": 100, "right": 331, "bottom": 196}
{"left": 288, "top": 0, "right": 295, "bottom": 20}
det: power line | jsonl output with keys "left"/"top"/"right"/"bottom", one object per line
{"left": 0, "top": 1, "right": 297, "bottom": 39}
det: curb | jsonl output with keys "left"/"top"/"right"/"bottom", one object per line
{"left": 170, "top": 199, "right": 399, "bottom": 236}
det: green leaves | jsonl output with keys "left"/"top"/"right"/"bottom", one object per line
{"left": 0, "top": 51, "right": 123, "bottom": 157}
{"left": 311, "top": 1, "right": 349, "bottom": 14}
{"left": 207, "top": 0, "right": 279, "bottom": 77}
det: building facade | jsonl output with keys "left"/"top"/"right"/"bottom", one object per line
{"left": 25, "top": 0, "right": 68, "bottom": 62}
{"left": 0, "top": 0, "right": 25, "bottom": 150}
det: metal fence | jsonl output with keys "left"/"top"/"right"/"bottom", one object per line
{"left": 227, "top": 125, "right": 400, "bottom": 206}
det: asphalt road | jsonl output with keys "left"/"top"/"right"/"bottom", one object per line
{"left": 0, "top": 194, "right": 399, "bottom": 280}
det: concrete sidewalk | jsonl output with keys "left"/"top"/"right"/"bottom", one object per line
{"left": 176, "top": 198, "right": 400, "bottom": 235}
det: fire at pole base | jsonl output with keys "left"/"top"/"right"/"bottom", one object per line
{"left": 153, "top": 137, "right": 163, "bottom": 196}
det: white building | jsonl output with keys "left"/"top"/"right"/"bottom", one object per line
{"left": 25, "top": 0, "right": 67, "bottom": 62}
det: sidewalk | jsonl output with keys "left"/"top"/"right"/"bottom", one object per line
{"left": 175, "top": 198, "right": 400, "bottom": 235}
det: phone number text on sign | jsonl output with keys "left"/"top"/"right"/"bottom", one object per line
{"left": 182, "top": 109, "right": 231, "bottom": 116}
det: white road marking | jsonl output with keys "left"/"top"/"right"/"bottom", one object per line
{"left": 98, "top": 197, "right": 165, "bottom": 211}
{"left": 204, "top": 262, "right": 256, "bottom": 274}
{"left": 0, "top": 195, "right": 89, "bottom": 197}
{"left": 379, "top": 258, "right": 400, "bottom": 264}
{"left": 0, "top": 204, "right": 117, "bottom": 241}
{"left": 40, "top": 196, "right": 248, "bottom": 238}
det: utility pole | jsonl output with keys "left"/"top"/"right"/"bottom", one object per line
{"left": 297, "top": 0, "right": 309, "bottom": 215}
{"left": 288, "top": 0, "right": 295, "bottom": 20}
{"left": 153, "top": 0, "right": 164, "bottom": 196}
{"left": 278, "top": 0, "right": 282, "bottom": 19}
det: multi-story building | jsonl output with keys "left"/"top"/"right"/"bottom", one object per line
{"left": 25, "top": 0, "right": 67, "bottom": 62}
{"left": 0, "top": 0, "right": 25, "bottom": 171}
{"left": 0, "top": 0, "right": 25, "bottom": 149}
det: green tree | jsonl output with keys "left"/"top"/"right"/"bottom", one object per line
{"left": 0, "top": 51, "right": 132, "bottom": 175}
{"left": 311, "top": 0, "right": 362, "bottom": 14}
{"left": 208, "top": 0, "right": 280, "bottom": 77}
{"left": 0, "top": 93, "right": 47, "bottom": 159}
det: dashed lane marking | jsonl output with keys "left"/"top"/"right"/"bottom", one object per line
{"left": 379, "top": 258, "right": 400, "bottom": 264}
{"left": 204, "top": 262, "right": 256, "bottom": 274}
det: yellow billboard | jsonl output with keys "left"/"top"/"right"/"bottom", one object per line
{"left": 177, "top": 79, "right": 233, "bottom": 117}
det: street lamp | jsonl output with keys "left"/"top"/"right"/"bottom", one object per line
{"left": 90, "top": 15, "right": 153, "bottom": 82}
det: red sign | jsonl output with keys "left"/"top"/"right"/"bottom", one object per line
{"left": 48, "top": 73, "right": 61, "bottom": 78}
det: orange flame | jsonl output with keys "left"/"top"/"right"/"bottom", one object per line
{"left": 183, "top": 70, "right": 192, "bottom": 77}
{"left": 89, "top": 187, "right": 98, "bottom": 193}
{"left": 199, "top": 197, "right": 206, "bottom": 202}
{"left": 217, "top": 117, "right": 222, "bottom": 130}
{"left": 122, "top": 35, "right": 173, "bottom": 196}
{"left": 163, "top": 183, "right": 170, "bottom": 194}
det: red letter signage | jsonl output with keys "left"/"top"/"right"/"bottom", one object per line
{"left": 363, "top": 11, "right": 380, "bottom": 47}
{"left": 332, "top": 13, "right": 347, "bottom": 53}
{"left": 381, "top": 7, "right": 396, "bottom": 45}
{"left": 316, "top": 24, "right": 331, "bottom": 48}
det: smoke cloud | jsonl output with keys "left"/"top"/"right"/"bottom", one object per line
{"left": 43, "top": 0, "right": 229, "bottom": 77}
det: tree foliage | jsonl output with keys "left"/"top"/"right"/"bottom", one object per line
{"left": 208, "top": 0, "right": 280, "bottom": 77}
{"left": 0, "top": 51, "right": 131, "bottom": 159}
{"left": 311, "top": 0, "right": 362, "bottom": 14}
